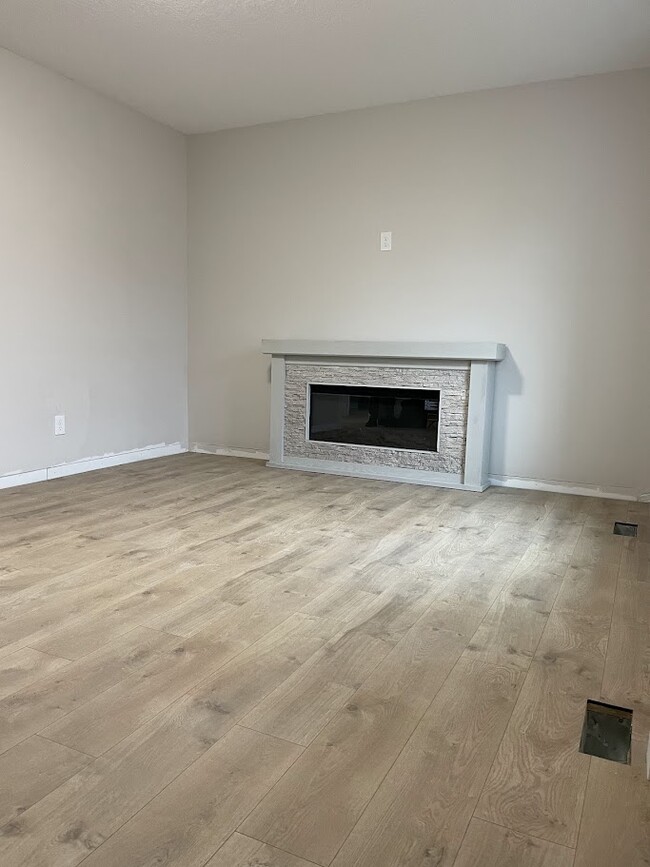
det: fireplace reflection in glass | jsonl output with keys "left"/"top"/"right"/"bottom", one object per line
{"left": 308, "top": 384, "right": 440, "bottom": 452}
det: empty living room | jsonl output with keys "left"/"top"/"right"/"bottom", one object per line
{"left": 1, "top": 2, "right": 649, "bottom": 866}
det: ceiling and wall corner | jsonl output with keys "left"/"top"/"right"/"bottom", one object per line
{"left": 0, "top": 1, "right": 648, "bottom": 133}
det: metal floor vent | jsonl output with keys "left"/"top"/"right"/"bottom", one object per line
{"left": 613, "top": 521, "right": 638, "bottom": 537}
{"left": 580, "top": 700, "right": 632, "bottom": 764}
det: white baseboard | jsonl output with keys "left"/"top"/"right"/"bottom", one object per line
{"left": 488, "top": 474, "right": 637, "bottom": 501}
{"left": 0, "top": 442, "right": 186, "bottom": 490}
{"left": 0, "top": 468, "right": 48, "bottom": 490}
{"left": 47, "top": 442, "right": 186, "bottom": 480}
{"left": 191, "top": 448, "right": 640, "bottom": 501}
{"left": 190, "top": 443, "right": 632, "bottom": 502}
{"left": 191, "top": 447, "right": 638, "bottom": 500}
{"left": 2, "top": 443, "right": 642, "bottom": 503}
{"left": 191, "top": 443, "right": 269, "bottom": 461}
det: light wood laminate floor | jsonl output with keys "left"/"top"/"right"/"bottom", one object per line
{"left": 0, "top": 454, "right": 647, "bottom": 867}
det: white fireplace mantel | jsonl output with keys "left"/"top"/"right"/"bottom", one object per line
{"left": 262, "top": 340, "right": 506, "bottom": 362}
{"left": 262, "top": 340, "right": 506, "bottom": 492}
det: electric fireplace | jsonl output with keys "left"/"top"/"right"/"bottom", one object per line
{"left": 309, "top": 384, "right": 440, "bottom": 452}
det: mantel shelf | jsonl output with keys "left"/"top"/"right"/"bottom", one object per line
{"left": 261, "top": 340, "right": 506, "bottom": 362}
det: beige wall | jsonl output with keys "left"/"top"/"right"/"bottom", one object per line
{"left": 188, "top": 69, "right": 650, "bottom": 498}
{"left": 2, "top": 54, "right": 647, "bottom": 497}
{"left": 0, "top": 48, "right": 188, "bottom": 479}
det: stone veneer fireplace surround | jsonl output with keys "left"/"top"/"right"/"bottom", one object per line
{"left": 262, "top": 341, "right": 506, "bottom": 492}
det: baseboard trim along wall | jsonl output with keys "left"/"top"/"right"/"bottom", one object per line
{"left": 0, "top": 442, "right": 186, "bottom": 490}
{"left": 0, "top": 442, "right": 640, "bottom": 502}
{"left": 188, "top": 445, "right": 640, "bottom": 501}
{"left": 0, "top": 468, "right": 49, "bottom": 490}
{"left": 190, "top": 443, "right": 270, "bottom": 461}
{"left": 487, "top": 474, "right": 638, "bottom": 501}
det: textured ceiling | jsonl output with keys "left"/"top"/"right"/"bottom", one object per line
{"left": 1, "top": 0, "right": 649, "bottom": 133}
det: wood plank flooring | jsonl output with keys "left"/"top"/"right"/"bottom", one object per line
{"left": 0, "top": 454, "right": 647, "bottom": 867}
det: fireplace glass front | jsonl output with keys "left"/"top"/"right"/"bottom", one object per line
{"left": 308, "top": 384, "right": 440, "bottom": 452}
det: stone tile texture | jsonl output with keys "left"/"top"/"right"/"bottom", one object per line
{"left": 284, "top": 362, "right": 469, "bottom": 474}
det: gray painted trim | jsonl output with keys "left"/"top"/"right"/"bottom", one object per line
{"left": 264, "top": 345, "right": 504, "bottom": 493}
{"left": 262, "top": 340, "right": 506, "bottom": 361}
{"left": 269, "top": 355, "right": 286, "bottom": 464}
{"left": 464, "top": 360, "right": 496, "bottom": 490}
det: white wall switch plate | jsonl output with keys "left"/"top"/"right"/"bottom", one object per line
{"left": 380, "top": 231, "right": 392, "bottom": 251}
{"left": 54, "top": 414, "right": 66, "bottom": 436}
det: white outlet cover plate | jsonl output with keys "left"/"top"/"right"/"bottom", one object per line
{"left": 54, "top": 415, "right": 65, "bottom": 436}
{"left": 380, "top": 231, "right": 392, "bottom": 251}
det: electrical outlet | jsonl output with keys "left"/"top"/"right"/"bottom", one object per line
{"left": 54, "top": 414, "right": 65, "bottom": 436}
{"left": 380, "top": 231, "right": 392, "bottom": 251}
